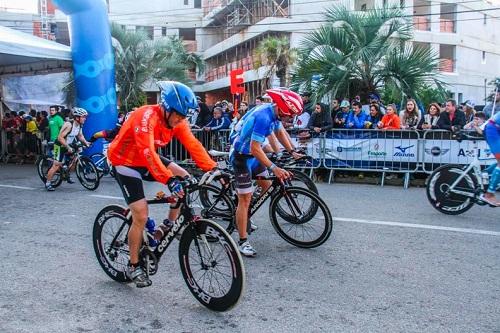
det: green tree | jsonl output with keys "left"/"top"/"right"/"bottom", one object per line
{"left": 291, "top": 4, "right": 445, "bottom": 102}
{"left": 111, "top": 23, "right": 204, "bottom": 111}
{"left": 254, "top": 35, "right": 297, "bottom": 89}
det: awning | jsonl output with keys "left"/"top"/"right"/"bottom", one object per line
{"left": 0, "top": 25, "right": 72, "bottom": 75}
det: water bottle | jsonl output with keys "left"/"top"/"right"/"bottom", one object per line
{"left": 145, "top": 217, "right": 158, "bottom": 247}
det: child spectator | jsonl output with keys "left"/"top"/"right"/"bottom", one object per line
{"left": 464, "top": 111, "right": 487, "bottom": 131}
{"left": 204, "top": 107, "right": 230, "bottom": 131}
{"left": 377, "top": 104, "right": 401, "bottom": 130}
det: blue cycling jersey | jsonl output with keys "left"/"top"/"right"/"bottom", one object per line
{"left": 231, "top": 104, "right": 281, "bottom": 155}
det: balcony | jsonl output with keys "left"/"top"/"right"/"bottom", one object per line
{"left": 440, "top": 3, "right": 456, "bottom": 33}
{"left": 439, "top": 44, "right": 456, "bottom": 73}
{"left": 183, "top": 40, "right": 197, "bottom": 53}
{"left": 413, "top": 16, "right": 430, "bottom": 31}
{"left": 440, "top": 19, "right": 455, "bottom": 33}
{"left": 205, "top": 55, "right": 256, "bottom": 82}
{"left": 439, "top": 59, "right": 455, "bottom": 73}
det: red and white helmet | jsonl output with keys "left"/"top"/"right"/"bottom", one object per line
{"left": 266, "top": 89, "right": 304, "bottom": 117}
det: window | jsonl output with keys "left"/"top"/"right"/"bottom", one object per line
{"left": 484, "top": 14, "right": 487, "bottom": 25}
{"left": 400, "top": 0, "right": 405, "bottom": 9}
{"left": 179, "top": 28, "right": 196, "bottom": 41}
{"left": 458, "top": 93, "right": 463, "bottom": 104}
{"left": 136, "top": 26, "right": 154, "bottom": 40}
{"left": 361, "top": 4, "right": 367, "bottom": 11}
{"left": 162, "top": 27, "right": 167, "bottom": 36}
{"left": 194, "top": 0, "right": 201, "bottom": 8}
{"left": 184, "top": 0, "right": 188, "bottom": 5}
{"left": 482, "top": 51, "right": 486, "bottom": 64}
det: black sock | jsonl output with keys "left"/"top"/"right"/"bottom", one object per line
{"left": 239, "top": 238, "right": 247, "bottom": 245}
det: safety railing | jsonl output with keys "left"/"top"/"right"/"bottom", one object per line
{"left": 421, "top": 130, "right": 491, "bottom": 173}
{"left": 322, "top": 129, "right": 421, "bottom": 172}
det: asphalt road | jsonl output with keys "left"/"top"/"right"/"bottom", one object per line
{"left": 0, "top": 165, "right": 498, "bottom": 333}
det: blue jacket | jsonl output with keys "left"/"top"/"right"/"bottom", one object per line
{"left": 205, "top": 117, "right": 230, "bottom": 130}
{"left": 346, "top": 111, "right": 368, "bottom": 129}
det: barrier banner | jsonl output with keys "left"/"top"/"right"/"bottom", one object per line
{"left": 423, "top": 139, "right": 492, "bottom": 165}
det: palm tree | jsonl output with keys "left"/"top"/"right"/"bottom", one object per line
{"left": 254, "top": 35, "right": 297, "bottom": 89}
{"left": 290, "top": 4, "right": 445, "bottom": 102}
{"left": 111, "top": 23, "right": 204, "bottom": 111}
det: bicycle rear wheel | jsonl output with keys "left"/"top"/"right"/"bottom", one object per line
{"left": 76, "top": 156, "right": 100, "bottom": 190}
{"left": 93, "top": 205, "right": 132, "bottom": 283}
{"left": 178, "top": 219, "right": 245, "bottom": 312}
{"left": 90, "top": 153, "right": 110, "bottom": 179}
{"left": 196, "top": 184, "right": 236, "bottom": 234}
{"left": 269, "top": 187, "right": 333, "bottom": 248}
{"left": 426, "top": 164, "right": 477, "bottom": 215}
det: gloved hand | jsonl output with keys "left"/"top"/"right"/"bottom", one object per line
{"left": 167, "top": 177, "right": 184, "bottom": 198}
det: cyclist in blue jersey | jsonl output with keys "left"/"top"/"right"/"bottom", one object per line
{"left": 481, "top": 110, "right": 500, "bottom": 206}
{"left": 231, "top": 89, "right": 304, "bottom": 257}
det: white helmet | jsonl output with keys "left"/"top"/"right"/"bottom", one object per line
{"left": 465, "top": 100, "right": 476, "bottom": 108}
{"left": 73, "top": 107, "right": 88, "bottom": 117}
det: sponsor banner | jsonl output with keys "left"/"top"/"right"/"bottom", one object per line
{"left": 423, "top": 139, "right": 493, "bottom": 165}
{"left": 323, "top": 138, "right": 419, "bottom": 163}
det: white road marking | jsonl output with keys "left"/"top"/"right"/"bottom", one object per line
{"left": 334, "top": 217, "right": 500, "bottom": 236}
{"left": 89, "top": 194, "right": 124, "bottom": 200}
{"left": 0, "top": 184, "right": 35, "bottom": 190}
{"left": 3, "top": 222, "right": 12, "bottom": 225}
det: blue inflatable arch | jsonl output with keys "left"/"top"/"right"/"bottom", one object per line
{"left": 53, "top": 0, "right": 117, "bottom": 153}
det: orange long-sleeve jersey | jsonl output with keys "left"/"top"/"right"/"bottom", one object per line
{"left": 380, "top": 113, "right": 401, "bottom": 130}
{"left": 108, "top": 105, "right": 216, "bottom": 184}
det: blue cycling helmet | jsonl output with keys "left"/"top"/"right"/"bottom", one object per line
{"left": 157, "top": 81, "right": 197, "bottom": 117}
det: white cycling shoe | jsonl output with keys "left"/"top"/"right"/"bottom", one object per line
{"left": 238, "top": 241, "right": 257, "bottom": 257}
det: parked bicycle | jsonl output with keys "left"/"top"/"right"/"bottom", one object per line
{"left": 93, "top": 175, "right": 245, "bottom": 312}
{"left": 196, "top": 170, "right": 333, "bottom": 248}
{"left": 426, "top": 130, "right": 498, "bottom": 214}
{"left": 36, "top": 142, "right": 100, "bottom": 190}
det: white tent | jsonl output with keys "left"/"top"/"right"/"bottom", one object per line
{"left": 0, "top": 25, "right": 72, "bottom": 75}
{"left": 0, "top": 26, "right": 73, "bottom": 157}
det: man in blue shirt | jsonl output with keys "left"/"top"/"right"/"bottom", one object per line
{"left": 230, "top": 89, "right": 304, "bottom": 257}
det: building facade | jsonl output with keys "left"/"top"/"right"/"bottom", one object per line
{"left": 192, "top": 0, "right": 500, "bottom": 105}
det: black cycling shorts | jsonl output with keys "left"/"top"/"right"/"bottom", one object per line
{"left": 231, "top": 152, "right": 267, "bottom": 194}
{"left": 114, "top": 156, "right": 172, "bottom": 204}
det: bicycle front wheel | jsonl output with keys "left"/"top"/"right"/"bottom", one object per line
{"left": 178, "top": 219, "right": 245, "bottom": 312}
{"left": 269, "top": 187, "right": 333, "bottom": 248}
{"left": 426, "top": 164, "right": 476, "bottom": 215}
{"left": 76, "top": 156, "right": 100, "bottom": 190}
{"left": 93, "top": 205, "right": 132, "bottom": 283}
{"left": 287, "top": 169, "right": 318, "bottom": 194}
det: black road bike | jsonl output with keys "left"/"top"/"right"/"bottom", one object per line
{"left": 93, "top": 177, "right": 245, "bottom": 312}
{"left": 36, "top": 142, "right": 100, "bottom": 190}
{"left": 208, "top": 149, "right": 318, "bottom": 195}
{"left": 197, "top": 172, "right": 333, "bottom": 248}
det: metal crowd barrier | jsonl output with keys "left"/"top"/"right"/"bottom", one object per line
{"left": 159, "top": 129, "right": 231, "bottom": 167}
{"left": 421, "top": 130, "right": 491, "bottom": 173}
{"left": 150, "top": 127, "right": 491, "bottom": 189}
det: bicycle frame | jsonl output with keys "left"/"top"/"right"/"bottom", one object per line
{"left": 448, "top": 139, "right": 495, "bottom": 197}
